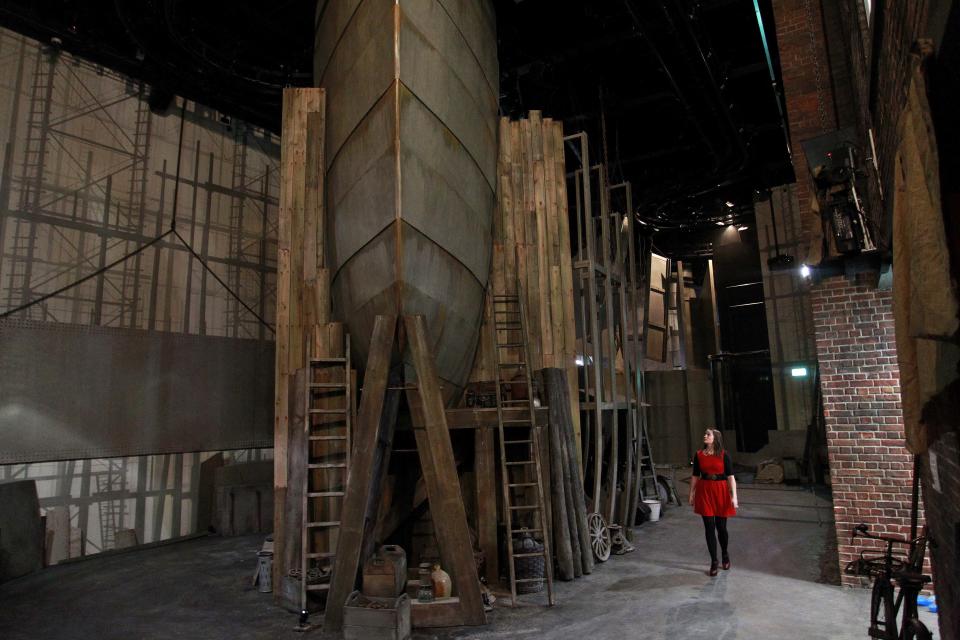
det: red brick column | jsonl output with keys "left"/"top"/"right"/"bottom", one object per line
{"left": 771, "top": 0, "right": 839, "bottom": 248}
{"left": 810, "top": 276, "right": 928, "bottom": 587}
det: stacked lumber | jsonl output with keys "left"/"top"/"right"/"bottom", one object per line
{"left": 274, "top": 88, "right": 345, "bottom": 597}
{"left": 478, "top": 111, "right": 580, "bottom": 452}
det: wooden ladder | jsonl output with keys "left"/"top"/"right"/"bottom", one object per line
{"left": 300, "top": 333, "right": 352, "bottom": 611}
{"left": 491, "top": 293, "right": 555, "bottom": 607}
{"left": 635, "top": 372, "right": 659, "bottom": 502}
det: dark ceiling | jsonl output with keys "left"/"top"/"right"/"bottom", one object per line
{"left": 0, "top": 0, "right": 794, "bottom": 247}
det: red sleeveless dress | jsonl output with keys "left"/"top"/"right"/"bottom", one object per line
{"left": 693, "top": 450, "right": 736, "bottom": 518}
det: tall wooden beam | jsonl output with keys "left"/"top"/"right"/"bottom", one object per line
{"left": 474, "top": 427, "right": 498, "bottom": 584}
{"left": 323, "top": 314, "right": 396, "bottom": 632}
{"left": 274, "top": 87, "right": 325, "bottom": 595}
{"left": 404, "top": 315, "right": 486, "bottom": 626}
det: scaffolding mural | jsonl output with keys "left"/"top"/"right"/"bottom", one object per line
{"left": 0, "top": 29, "right": 279, "bottom": 555}
{"left": 0, "top": 30, "right": 279, "bottom": 334}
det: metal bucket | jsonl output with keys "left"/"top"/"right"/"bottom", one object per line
{"left": 643, "top": 499, "right": 661, "bottom": 522}
{"left": 256, "top": 551, "right": 273, "bottom": 593}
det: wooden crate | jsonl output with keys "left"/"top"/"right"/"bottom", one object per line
{"left": 343, "top": 591, "right": 411, "bottom": 640}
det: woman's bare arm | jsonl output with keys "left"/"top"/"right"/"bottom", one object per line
{"left": 727, "top": 475, "right": 738, "bottom": 509}
{"left": 689, "top": 476, "right": 697, "bottom": 505}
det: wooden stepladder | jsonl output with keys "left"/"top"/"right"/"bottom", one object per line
{"left": 300, "top": 333, "right": 352, "bottom": 611}
{"left": 491, "top": 293, "right": 555, "bottom": 606}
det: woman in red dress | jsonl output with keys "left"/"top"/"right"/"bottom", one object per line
{"left": 688, "top": 428, "right": 739, "bottom": 576}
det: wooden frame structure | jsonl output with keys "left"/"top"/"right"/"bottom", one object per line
{"left": 564, "top": 131, "right": 652, "bottom": 531}
{"left": 323, "top": 315, "right": 487, "bottom": 631}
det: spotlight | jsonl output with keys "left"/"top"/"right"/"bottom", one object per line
{"left": 737, "top": 225, "right": 749, "bottom": 231}
{"left": 716, "top": 220, "right": 724, "bottom": 226}
{"left": 725, "top": 200, "right": 735, "bottom": 208}
{"left": 800, "top": 264, "right": 811, "bottom": 278}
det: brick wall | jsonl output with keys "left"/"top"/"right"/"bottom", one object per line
{"left": 810, "top": 275, "right": 929, "bottom": 588}
{"left": 773, "top": 2, "right": 956, "bottom": 633}
{"left": 771, "top": 0, "right": 839, "bottom": 250}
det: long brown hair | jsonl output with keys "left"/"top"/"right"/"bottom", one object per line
{"left": 702, "top": 428, "right": 725, "bottom": 456}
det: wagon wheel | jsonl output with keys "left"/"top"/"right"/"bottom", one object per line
{"left": 588, "top": 512, "right": 611, "bottom": 562}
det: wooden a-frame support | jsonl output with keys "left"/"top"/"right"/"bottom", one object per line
{"left": 323, "top": 314, "right": 486, "bottom": 632}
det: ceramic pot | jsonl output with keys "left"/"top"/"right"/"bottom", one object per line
{"left": 431, "top": 564, "right": 452, "bottom": 598}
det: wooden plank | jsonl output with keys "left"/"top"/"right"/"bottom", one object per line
{"left": 404, "top": 315, "right": 486, "bottom": 626}
{"left": 623, "top": 198, "right": 643, "bottom": 530}
{"left": 516, "top": 244, "right": 531, "bottom": 370}
{"left": 275, "top": 248, "right": 291, "bottom": 375}
{"left": 552, "top": 126, "right": 581, "bottom": 466}
{"left": 304, "top": 107, "right": 325, "bottom": 278}
{"left": 553, "top": 124, "right": 575, "bottom": 352}
{"left": 272, "top": 370, "right": 290, "bottom": 597}
{"left": 520, "top": 117, "right": 535, "bottom": 356}
{"left": 543, "top": 119, "right": 562, "bottom": 365}
{"left": 508, "top": 122, "right": 523, "bottom": 294}
{"left": 595, "top": 166, "right": 619, "bottom": 523}
{"left": 530, "top": 111, "right": 552, "bottom": 366}
{"left": 474, "top": 427, "right": 498, "bottom": 585}
{"left": 444, "top": 406, "right": 549, "bottom": 429}
{"left": 496, "top": 117, "right": 511, "bottom": 247}
{"left": 278, "top": 367, "right": 307, "bottom": 608}
{"left": 324, "top": 315, "right": 396, "bottom": 632}
{"left": 528, "top": 111, "right": 553, "bottom": 371}
{"left": 549, "top": 265, "right": 564, "bottom": 370}
{"left": 283, "top": 89, "right": 323, "bottom": 376}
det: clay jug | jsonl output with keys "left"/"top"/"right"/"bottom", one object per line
{"left": 431, "top": 564, "right": 452, "bottom": 598}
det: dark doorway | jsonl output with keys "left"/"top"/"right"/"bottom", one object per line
{"left": 710, "top": 224, "right": 778, "bottom": 452}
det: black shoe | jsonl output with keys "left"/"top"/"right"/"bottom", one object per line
{"left": 709, "top": 561, "right": 718, "bottom": 577}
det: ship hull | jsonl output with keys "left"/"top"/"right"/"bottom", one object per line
{"left": 315, "top": 0, "right": 498, "bottom": 401}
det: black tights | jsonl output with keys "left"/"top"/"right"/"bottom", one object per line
{"left": 701, "top": 516, "right": 729, "bottom": 562}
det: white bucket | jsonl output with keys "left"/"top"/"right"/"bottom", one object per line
{"left": 643, "top": 499, "right": 662, "bottom": 522}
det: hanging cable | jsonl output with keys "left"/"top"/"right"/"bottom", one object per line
{"left": 171, "top": 228, "right": 274, "bottom": 333}
{"left": 0, "top": 229, "right": 174, "bottom": 320}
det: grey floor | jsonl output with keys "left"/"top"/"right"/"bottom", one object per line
{"left": 0, "top": 483, "right": 941, "bottom": 640}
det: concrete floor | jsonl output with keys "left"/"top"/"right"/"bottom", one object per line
{"left": 0, "top": 484, "right": 940, "bottom": 640}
